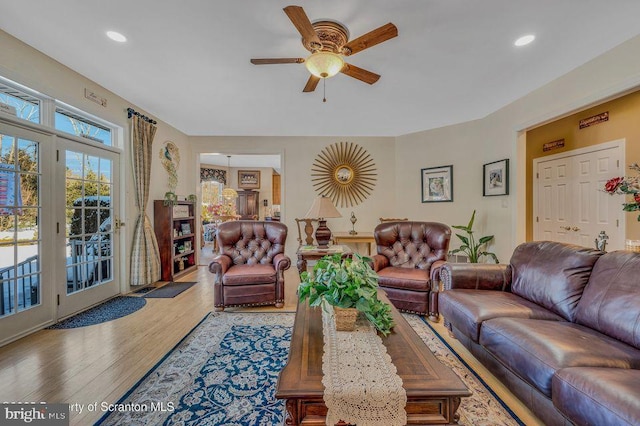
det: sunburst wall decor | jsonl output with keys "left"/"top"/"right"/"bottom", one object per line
{"left": 311, "top": 141, "right": 377, "bottom": 208}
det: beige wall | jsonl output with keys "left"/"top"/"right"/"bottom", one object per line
{"left": 526, "top": 90, "right": 640, "bottom": 240}
{"left": 4, "top": 26, "right": 640, "bottom": 277}
{"left": 0, "top": 30, "right": 190, "bottom": 292}
{"left": 396, "top": 34, "right": 640, "bottom": 262}
{"left": 189, "top": 136, "right": 396, "bottom": 259}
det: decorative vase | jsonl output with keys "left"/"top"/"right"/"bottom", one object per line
{"left": 334, "top": 307, "right": 359, "bottom": 331}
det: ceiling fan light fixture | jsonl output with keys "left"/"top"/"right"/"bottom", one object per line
{"left": 305, "top": 52, "right": 344, "bottom": 78}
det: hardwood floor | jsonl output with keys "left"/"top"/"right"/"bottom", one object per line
{"left": 0, "top": 261, "right": 541, "bottom": 426}
{"left": 0, "top": 266, "right": 300, "bottom": 425}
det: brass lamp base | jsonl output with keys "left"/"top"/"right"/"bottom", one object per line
{"left": 315, "top": 219, "right": 332, "bottom": 248}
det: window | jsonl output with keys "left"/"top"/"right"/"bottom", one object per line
{"left": 201, "top": 180, "right": 223, "bottom": 205}
{"left": 55, "top": 105, "right": 112, "bottom": 146}
{"left": 0, "top": 83, "right": 40, "bottom": 124}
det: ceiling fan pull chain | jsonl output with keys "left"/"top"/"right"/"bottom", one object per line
{"left": 323, "top": 79, "right": 327, "bottom": 103}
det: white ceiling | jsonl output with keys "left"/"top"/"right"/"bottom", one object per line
{"left": 2, "top": 1, "right": 640, "bottom": 137}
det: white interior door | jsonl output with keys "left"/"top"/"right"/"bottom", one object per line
{"left": 534, "top": 140, "right": 624, "bottom": 250}
{"left": 57, "top": 139, "right": 120, "bottom": 318}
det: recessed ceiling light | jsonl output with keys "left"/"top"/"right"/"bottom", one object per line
{"left": 106, "top": 31, "right": 127, "bottom": 43}
{"left": 514, "top": 34, "right": 535, "bottom": 47}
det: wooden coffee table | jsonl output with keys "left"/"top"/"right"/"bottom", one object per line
{"left": 276, "top": 297, "right": 471, "bottom": 425}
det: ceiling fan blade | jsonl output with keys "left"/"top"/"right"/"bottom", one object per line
{"left": 250, "top": 58, "right": 305, "bottom": 65}
{"left": 341, "top": 63, "right": 380, "bottom": 85}
{"left": 343, "top": 23, "right": 398, "bottom": 56}
{"left": 303, "top": 75, "right": 320, "bottom": 92}
{"left": 283, "top": 5, "right": 321, "bottom": 49}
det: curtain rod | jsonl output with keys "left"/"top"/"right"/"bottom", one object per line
{"left": 127, "top": 107, "right": 157, "bottom": 125}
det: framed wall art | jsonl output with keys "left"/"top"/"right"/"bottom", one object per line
{"left": 483, "top": 159, "right": 509, "bottom": 196}
{"left": 421, "top": 165, "right": 453, "bottom": 203}
{"left": 311, "top": 141, "right": 377, "bottom": 208}
{"left": 238, "top": 170, "right": 261, "bottom": 189}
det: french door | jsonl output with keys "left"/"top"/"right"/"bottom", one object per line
{"left": 57, "top": 139, "right": 120, "bottom": 319}
{"left": 534, "top": 140, "right": 624, "bottom": 250}
{"left": 0, "top": 123, "right": 53, "bottom": 345}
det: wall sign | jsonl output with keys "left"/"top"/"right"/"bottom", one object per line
{"left": 84, "top": 88, "right": 107, "bottom": 107}
{"left": 543, "top": 139, "right": 565, "bottom": 152}
{"left": 579, "top": 111, "right": 608, "bottom": 129}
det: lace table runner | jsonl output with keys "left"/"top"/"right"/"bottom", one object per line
{"left": 321, "top": 305, "right": 407, "bottom": 426}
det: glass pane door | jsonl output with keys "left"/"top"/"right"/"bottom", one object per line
{"left": 0, "top": 122, "right": 53, "bottom": 345}
{"left": 58, "top": 139, "right": 120, "bottom": 318}
{"left": 0, "top": 137, "right": 40, "bottom": 316}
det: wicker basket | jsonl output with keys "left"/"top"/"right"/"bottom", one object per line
{"left": 334, "top": 307, "right": 359, "bottom": 331}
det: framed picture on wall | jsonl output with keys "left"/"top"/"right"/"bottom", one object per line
{"left": 238, "top": 170, "right": 261, "bottom": 189}
{"left": 483, "top": 159, "right": 509, "bottom": 196}
{"left": 421, "top": 165, "right": 453, "bottom": 202}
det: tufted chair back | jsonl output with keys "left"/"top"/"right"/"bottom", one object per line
{"left": 209, "top": 220, "right": 291, "bottom": 312}
{"left": 374, "top": 221, "right": 451, "bottom": 270}
{"left": 216, "top": 220, "right": 287, "bottom": 266}
{"left": 371, "top": 221, "right": 451, "bottom": 318}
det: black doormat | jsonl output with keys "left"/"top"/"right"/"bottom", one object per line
{"left": 143, "top": 282, "right": 197, "bottom": 298}
{"left": 132, "top": 286, "right": 155, "bottom": 294}
{"left": 47, "top": 296, "right": 146, "bottom": 329}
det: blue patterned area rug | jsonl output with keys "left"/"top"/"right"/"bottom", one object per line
{"left": 47, "top": 296, "right": 146, "bottom": 329}
{"left": 96, "top": 312, "right": 523, "bottom": 426}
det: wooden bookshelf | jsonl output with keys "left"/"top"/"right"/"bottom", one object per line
{"left": 154, "top": 200, "right": 198, "bottom": 281}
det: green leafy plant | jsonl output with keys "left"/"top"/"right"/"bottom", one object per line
{"left": 298, "top": 253, "right": 395, "bottom": 336}
{"left": 450, "top": 210, "right": 499, "bottom": 263}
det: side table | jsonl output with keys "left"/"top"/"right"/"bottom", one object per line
{"left": 332, "top": 232, "right": 376, "bottom": 255}
{"left": 296, "top": 245, "right": 353, "bottom": 277}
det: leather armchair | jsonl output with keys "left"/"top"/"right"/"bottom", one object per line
{"left": 371, "top": 221, "right": 451, "bottom": 319}
{"left": 209, "top": 221, "right": 291, "bottom": 311}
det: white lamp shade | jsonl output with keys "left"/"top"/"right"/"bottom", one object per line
{"left": 304, "top": 195, "right": 342, "bottom": 219}
{"left": 305, "top": 52, "right": 345, "bottom": 78}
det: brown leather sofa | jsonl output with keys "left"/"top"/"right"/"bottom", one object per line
{"left": 439, "top": 241, "right": 640, "bottom": 426}
{"left": 209, "top": 221, "right": 291, "bottom": 311}
{"left": 371, "top": 221, "right": 451, "bottom": 318}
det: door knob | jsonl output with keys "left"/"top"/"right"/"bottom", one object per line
{"left": 560, "top": 226, "right": 571, "bottom": 231}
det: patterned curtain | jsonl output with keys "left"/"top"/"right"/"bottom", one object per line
{"left": 201, "top": 167, "right": 226, "bottom": 184}
{"left": 130, "top": 115, "right": 161, "bottom": 286}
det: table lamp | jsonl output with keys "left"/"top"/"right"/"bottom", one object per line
{"left": 304, "top": 195, "right": 341, "bottom": 248}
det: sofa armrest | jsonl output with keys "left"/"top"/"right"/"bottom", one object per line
{"left": 209, "top": 254, "right": 233, "bottom": 275}
{"left": 429, "top": 260, "right": 447, "bottom": 290}
{"left": 371, "top": 254, "right": 390, "bottom": 272}
{"left": 274, "top": 253, "right": 291, "bottom": 272}
{"left": 440, "top": 263, "right": 511, "bottom": 291}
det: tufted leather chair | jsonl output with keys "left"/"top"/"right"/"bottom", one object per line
{"left": 371, "top": 221, "right": 451, "bottom": 319}
{"left": 209, "top": 221, "right": 291, "bottom": 311}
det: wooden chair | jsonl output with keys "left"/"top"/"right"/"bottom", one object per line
{"left": 379, "top": 217, "right": 409, "bottom": 223}
{"left": 295, "top": 218, "right": 320, "bottom": 247}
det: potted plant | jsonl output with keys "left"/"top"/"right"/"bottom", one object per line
{"left": 298, "top": 254, "right": 395, "bottom": 336}
{"left": 450, "top": 210, "right": 499, "bottom": 263}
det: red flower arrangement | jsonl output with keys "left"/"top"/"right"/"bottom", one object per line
{"left": 603, "top": 163, "right": 640, "bottom": 220}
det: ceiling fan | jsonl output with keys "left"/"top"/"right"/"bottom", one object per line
{"left": 251, "top": 5, "right": 398, "bottom": 93}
